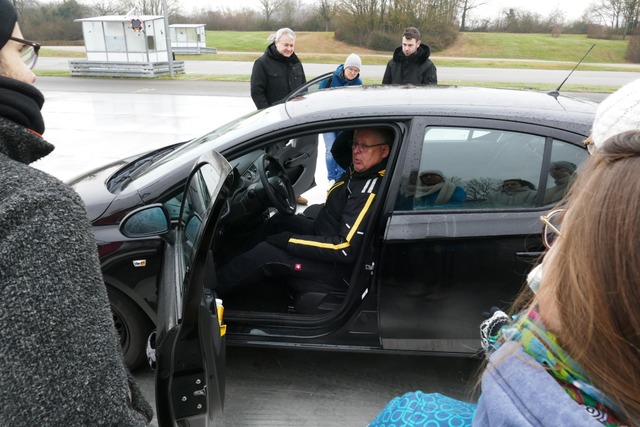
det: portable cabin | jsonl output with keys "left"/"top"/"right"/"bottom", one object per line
{"left": 170, "top": 24, "right": 206, "bottom": 54}
{"left": 70, "top": 15, "right": 184, "bottom": 77}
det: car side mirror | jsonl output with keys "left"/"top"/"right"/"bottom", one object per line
{"left": 120, "top": 204, "right": 171, "bottom": 238}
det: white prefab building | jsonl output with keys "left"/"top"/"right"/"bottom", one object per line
{"left": 170, "top": 24, "right": 206, "bottom": 54}
{"left": 75, "top": 15, "right": 169, "bottom": 62}
{"left": 70, "top": 15, "right": 184, "bottom": 77}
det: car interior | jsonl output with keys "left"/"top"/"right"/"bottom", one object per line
{"left": 160, "top": 125, "right": 394, "bottom": 318}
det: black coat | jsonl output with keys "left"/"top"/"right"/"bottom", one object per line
{"left": 287, "top": 160, "right": 387, "bottom": 264}
{"left": 382, "top": 43, "right": 437, "bottom": 85}
{"left": 250, "top": 43, "right": 306, "bottom": 109}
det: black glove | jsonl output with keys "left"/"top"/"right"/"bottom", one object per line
{"left": 266, "top": 232, "right": 293, "bottom": 250}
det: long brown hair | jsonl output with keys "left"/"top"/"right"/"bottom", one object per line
{"left": 539, "top": 130, "right": 640, "bottom": 424}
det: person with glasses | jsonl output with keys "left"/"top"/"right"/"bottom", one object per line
{"left": 0, "top": 1, "right": 152, "bottom": 424}
{"left": 369, "top": 80, "right": 640, "bottom": 427}
{"left": 216, "top": 127, "right": 393, "bottom": 296}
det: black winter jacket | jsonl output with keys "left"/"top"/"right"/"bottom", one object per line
{"left": 284, "top": 161, "right": 386, "bottom": 264}
{"left": 250, "top": 43, "right": 306, "bottom": 109}
{"left": 382, "top": 43, "right": 437, "bottom": 85}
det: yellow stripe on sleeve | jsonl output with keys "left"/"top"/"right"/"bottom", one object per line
{"left": 346, "top": 193, "right": 376, "bottom": 242}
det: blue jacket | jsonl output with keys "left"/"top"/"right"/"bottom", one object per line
{"left": 369, "top": 342, "right": 604, "bottom": 426}
{"left": 474, "top": 341, "right": 603, "bottom": 426}
{"left": 319, "top": 64, "right": 362, "bottom": 89}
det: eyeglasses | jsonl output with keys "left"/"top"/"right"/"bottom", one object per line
{"left": 584, "top": 135, "right": 595, "bottom": 155}
{"left": 9, "top": 36, "right": 41, "bottom": 69}
{"left": 540, "top": 208, "right": 564, "bottom": 249}
{"left": 352, "top": 142, "right": 386, "bottom": 153}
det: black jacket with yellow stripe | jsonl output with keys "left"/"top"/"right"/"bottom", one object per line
{"left": 285, "top": 161, "right": 386, "bottom": 264}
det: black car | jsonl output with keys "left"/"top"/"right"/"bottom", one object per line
{"left": 71, "top": 84, "right": 595, "bottom": 370}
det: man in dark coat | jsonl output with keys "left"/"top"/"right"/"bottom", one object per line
{"left": 250, "top": 27, "right": 306, "bottom": 109}
{"left": 382, "top": 27, "right": 437, "bottom": 85}
{"left": 216, "top": 127, "right": 394, "bottom": 293}
{"left": 250, "top": 27, "right": 312, "bottom": 205}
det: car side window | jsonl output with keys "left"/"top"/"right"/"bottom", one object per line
{"left": 178, "top": 164, "right": 220, "bottom": 281}
{"left": 396, "top": 126, "right": 548, "bottom": 210}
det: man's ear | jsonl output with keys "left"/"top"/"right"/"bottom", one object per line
{"left": 382, "top": 145, "right": 391, "bottom": 158}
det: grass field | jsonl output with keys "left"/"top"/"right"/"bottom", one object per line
{"left": 205, "top": 31, "right": 628, "bottom": 62}
{"left": 207, "top": 31, "right": 628, "bottom": 60}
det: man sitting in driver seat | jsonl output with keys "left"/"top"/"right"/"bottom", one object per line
{"left": 216, "top": 127, "right": 394, "bottom": 294}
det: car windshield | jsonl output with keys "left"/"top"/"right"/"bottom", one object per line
{"left": 132, "top": 107, "right": 285, "bottom": 189}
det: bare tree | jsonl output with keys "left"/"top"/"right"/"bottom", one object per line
{"left": 316, "top": 0, "right": 336, "bottom": 31}
{"left": 587, "top": 0, "right": 640, "bottom": 36}
{"left": 117, "top": 0, "right": 180, "bottom": 17}
{"left": 590, "top": 0, "right": 624, "bottom": 29}
{"left": 463, "top": 177, "right": 500, "bottom": 201}
{"left": 458, "top": 0, "right": 487, "bottom": 31}
{"left": 258, "top": 0, "right": 287, "bottom": 26}
{"left": 86, "top": 0, "right": 121, "bottom": 15}
{"left": 622, "top": 0, "right": 640, "bottom": 37}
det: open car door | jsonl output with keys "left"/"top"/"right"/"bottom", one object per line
{"left": 120, "top": 150, "right": 232, "bottom": 426}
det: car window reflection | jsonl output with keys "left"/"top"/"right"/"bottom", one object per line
{"left": 395, "top": 127, "right": 586, "bottom": 210}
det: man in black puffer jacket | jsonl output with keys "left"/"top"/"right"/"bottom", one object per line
{"left": 216, "top": 127, "right": 394, "bottom": 293}
{"left": 382, "top": 27, "right": 437, "bottom": 85}
{"left": 250, "top": 27, "right": 306, "bottom": 109}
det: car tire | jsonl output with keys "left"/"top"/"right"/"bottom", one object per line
{"left": 108, "top": 288, "right": 152, "bottom": 371}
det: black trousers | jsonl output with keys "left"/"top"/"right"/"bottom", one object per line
{"left": 216, "top": 213, "right": 349, "bottom": 294}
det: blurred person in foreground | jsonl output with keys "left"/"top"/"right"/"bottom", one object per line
{"left": 0, "top": 2, "right": 153, "bottom": 424}
{"left": 369, "top": 79, "right": 640, "bottom": 426}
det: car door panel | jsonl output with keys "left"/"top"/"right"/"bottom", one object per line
{"left": 376, "top": 116, "right": 588, "bottom": 355}
{"left": 155, "top": 153, "right": 232, "bottom": 426}
{"left": 378, "top": 212, "right": 542, "bottom": 354}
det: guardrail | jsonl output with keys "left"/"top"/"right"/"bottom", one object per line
{"left": 68, "top": 60, "right": 186, "bottom": 78}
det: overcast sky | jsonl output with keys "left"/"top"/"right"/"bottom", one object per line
{"left": 473, "top": 0, "right": 590, "bottom": 21}
{"left": 179, "top": 0, "right": 591, "bottom": 22}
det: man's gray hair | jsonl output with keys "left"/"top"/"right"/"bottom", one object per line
{"left": 275, "top": 27, "right": 296, "bottom": 42}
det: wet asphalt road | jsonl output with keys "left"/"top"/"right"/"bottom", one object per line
{"left": 134, "top": 347, "right": 482, "bottom": 426}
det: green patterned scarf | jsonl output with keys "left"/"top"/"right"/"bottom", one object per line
{"left": 491, "top": 309, "right": 626, "bottom": 426}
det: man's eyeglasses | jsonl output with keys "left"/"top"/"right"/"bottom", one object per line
{"left": 9, "top": 36, "right": 41, "bottom": 69}
{"left": 540, "top": 208, "right": 564, "bottom": 249}
{"left": 352, "top": 142, "right": 386, "bottom": 153}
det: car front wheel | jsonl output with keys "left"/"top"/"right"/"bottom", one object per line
{"left": 108, "top": 288, "right": 152, "bottom": 371}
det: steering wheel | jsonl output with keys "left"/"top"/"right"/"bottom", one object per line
{"left": 257, "top": 153, "right": 296, "bottom": 216}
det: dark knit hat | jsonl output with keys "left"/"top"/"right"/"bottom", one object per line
{"left": 0, "top": 0, "right": 18, "bottom": 51}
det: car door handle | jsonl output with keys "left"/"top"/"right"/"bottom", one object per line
{"left": 284, "top": 153, "right": 310, "bottom": 168}
{"left": 515, "top": 251, "right": 545, "bottom": 260}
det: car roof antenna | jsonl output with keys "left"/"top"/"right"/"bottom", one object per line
{"left": 547, "top": 43, "right": 595, "bottom": 98}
